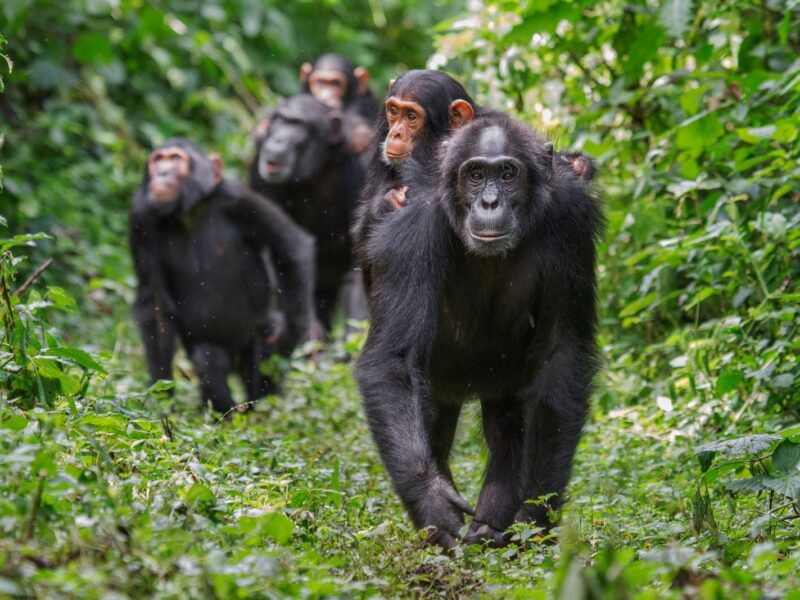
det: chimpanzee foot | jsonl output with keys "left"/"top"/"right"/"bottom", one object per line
{"left": 463, "top": 520, "right": 509, "bottom": 547}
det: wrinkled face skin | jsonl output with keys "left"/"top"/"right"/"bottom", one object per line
{"left": 147, "top": 146, "right": 191, "bottom": 203}
{"left": 258, "top": 115, "right": 311, "bottom": 184}
{"left": 382, "top": 97, "right": 426, "bottom": 165}
{"left": 456, "top": 126, "right": 529, "bottom": 257}
{"left": 308, "top": 70, "right": 348, "bottom": 109}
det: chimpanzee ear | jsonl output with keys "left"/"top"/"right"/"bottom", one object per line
{"left": 299, "top": 63, "right": 313, "bottom": 84}
{"left": 543, "top": 142, "right": 554, "bottom": 182}
{"left": 449, "top": 100, "right": 475, "bottom": 129}
{"left": 208, "top": 152, "right": 224, "bottom": 185}
{"left": 328, "top": 111, "right": 344, "bottom": 145}
{"left": 252, "top": 117, "right": 271, "bottom": 141}
{"left": 354, "top": 66, "right": 370, "bottom": 95}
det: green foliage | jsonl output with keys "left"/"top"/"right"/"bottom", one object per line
{"left": 0, "top": 222, "right": 105, "bottom": 408}
{"left": 1, "top": 0, "right": 799, "bottom": 596}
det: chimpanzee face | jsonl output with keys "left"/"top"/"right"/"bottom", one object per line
{"left": 308, "top": 69, "right": 348, "bottom": 109}
{"left": 453, "top": 126, "right": 530, "bottom": 257}
{"left": 258, "top": 115, "right": 311, "bottom": 184}
{"left": 147, "top": 146, "right": 191, "bottom": 203}
{"left": 380, "top": 90, "right": 474, "bottom": 168}
{"left": 382, "top": 97, "right": 426, "bottom": 165}
{"left": 256, "top": 95, "right": 342, "bottom": 186}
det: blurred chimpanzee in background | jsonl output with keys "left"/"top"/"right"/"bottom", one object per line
{"left": 250, "top": 94, "right": 367, "bottom": 335}
{"left": 130, "top": 138, "right": 314, "bottom": 413}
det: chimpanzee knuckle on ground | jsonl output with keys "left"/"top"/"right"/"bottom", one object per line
{"left": 464, "top": 521, "right": 510, "bottom": 548}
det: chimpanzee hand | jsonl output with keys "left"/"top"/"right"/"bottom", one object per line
{"left": 349, "top": 123, "right": 374, "bottom": 154}
{"left": 463, "top": 520, "right": 509, "bottom": 547}
{"left": 383, "top": 186, "right": 408, "bottom": 211}
{"left": 413, "top": 475, "right": 474, "bottom": 549}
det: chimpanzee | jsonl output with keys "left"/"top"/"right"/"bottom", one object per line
{"left": 250, "top": 94, "right": 366, "bottom": 333}
{"left": 130, "top": 138, "right": 314, "bottom": 413}
{"left": 351, "top": 70, "right": 479, "bottom": 291}
{"left": 301, "top": 53, "right": 378, "bottom": 122}
{"left": 355, "top": 114, "right": 603, "bottom": 548}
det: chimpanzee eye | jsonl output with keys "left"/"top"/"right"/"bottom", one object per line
{"left": 388, "top": 105, "right": 398, "bottom": 117}
{"left": 470, "top": 170, "right": 483, "bottom": 182}
{"left": 501, "top": 168, "right": 516, "bottom": 182}
{"left": 407, "top": 111, "right": 417, "bottom": 122}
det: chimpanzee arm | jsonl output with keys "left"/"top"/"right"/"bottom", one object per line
{"left": 517, "top": 192, "right": 603, "bottom": 527}
{"left": 129, "top": 201, "right": 176, "bottom": 383}
{"left": 355, "top": 202, "right": 470, "bottom": 547}
{"left": 225, "top": 182, "right": 315, "bottom": 353}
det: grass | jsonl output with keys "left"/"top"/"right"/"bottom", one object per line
{"left": 0, "top": 313, "right": 798, "bottom": 599}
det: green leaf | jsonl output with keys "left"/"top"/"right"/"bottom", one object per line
{"left": 261, "top": 513, "right": 294, "bottom": 544}
{"left": 0, "top": 232, "right": 49, "bottom": 252}
{"left": 659, "top": 0, "right": 693, "bottom": 38}
{"left": 760, "top": 475, "right": 800, "bottom": 500}
{"left": 684, "top": 287, "right": 719, "bottom": 310}
{"left": 697, "top": 450, "right": 715, "bottom": 473}
{"left": 676, "top": 113, "right": 724, "bottom": 150}
{"left": 736, "top": 125, "right": 776, "bottom": 144}
{"left": 78, "top": 414, "right": 126, "bottom": 433}
{"left": 43, "top": 347, "right": 105, "bottom": 373}
{"left": 186, "top": 483, "right": 215, "bottom": 506}
{"left": 47, "top": 287, "right": 78, "bottom": 313}
{"left": 696, "top": 435, "right": 781, "bottom": 457}
{"left": 1, "top": 414, "right": 28, "bottom": 431}
{"left": 772, "top": 440, "right": 800, "bottom": 473}
{"left": 619, "top": 292, "right": 658, "bottom": 318}
{"left": 715, "top": 370, "right": 743, "bottom": 395}
{"left": 72, "top": 32, "right": 115, "bottom": 65}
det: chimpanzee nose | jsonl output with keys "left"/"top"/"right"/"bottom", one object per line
{"left": 480, "top": 188, "right": 499, "bottom": 210}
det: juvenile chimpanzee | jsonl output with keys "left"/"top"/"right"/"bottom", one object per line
{"left": 130, "top": 138, "right": 314, "bottom": 413}
{"left": 250, "top": 94, "right": 366, "bottom": 333}
{"left": 355, "top": 114, "right": 603, "bottom": 548}
{"left": 351, "top": 70, "right": 479, "bottom": 290}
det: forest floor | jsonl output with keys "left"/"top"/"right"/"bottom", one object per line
{"left": 0, "top": 312, "right": 798, "bottom": 599}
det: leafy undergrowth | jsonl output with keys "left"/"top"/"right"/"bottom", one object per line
{"left": 1, "top": 324, "right": 798, "bottom": 599}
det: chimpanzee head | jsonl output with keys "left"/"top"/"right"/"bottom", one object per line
{"left": 440, "top": 115, "right": 554, "bottom": 257}
{"left": 254, "top": 94, "right": 343, "bottom": 185}
{"left": 300, "top": 53, "right": 369, "bottom": 111}
{"left": 144, "top": 138, "right": 222, "bottom": 215}
{"left": 377, "top": 70, "right": 476, "bottom": 167}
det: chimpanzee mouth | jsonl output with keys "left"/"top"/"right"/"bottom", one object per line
{"left": 469, "top": 230, "right": 510, "bottom": 242}
{"left": 265, "top": 160, "right": 283, "bottom": 173}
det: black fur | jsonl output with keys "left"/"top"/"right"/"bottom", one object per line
{"left": 250, "top": 94, "right": 366, "bottom": 332}
{"left": 355, "top": 115, "right": 603, "bottom": 548}
{"left": 130, "top": 138, "right": 314, "bottom": 413}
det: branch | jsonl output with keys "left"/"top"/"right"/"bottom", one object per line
{"left": 13, "top": 258, "right": 54, "bottom": 297}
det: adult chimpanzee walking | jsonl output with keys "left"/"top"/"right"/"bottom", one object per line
{"left": 250, "top": 94, "right": 366, "bottom": 334}
{"left": 130, "top": 138, "right": 314, "bottom": 413}
{"left": 355, "top": 114, "right": 603, "bottom": 548}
